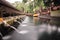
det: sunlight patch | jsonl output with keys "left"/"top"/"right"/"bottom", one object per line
{"left": 19, "top": 30, "right": 29, "bottom": 34}
{"left": 3, "top": 36, "right": 11, "bottom": 40}
{"left": 21, "top": 24, "right": 27, "bottom": 26}
{"left": 58, "top": 28, "right": 60, "bottom": 32}
{"left": 52, "top": 26, "right": 57, "bottom": 31}
{"left": 22, "top": 21, "right": 26, "bottom": 23}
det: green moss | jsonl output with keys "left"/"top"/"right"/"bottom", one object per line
{"left": 7, "top": 20, "right": 14, "bottom": 25}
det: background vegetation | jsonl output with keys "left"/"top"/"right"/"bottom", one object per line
{"left": 12, "top": 0, "right": 45, "bottom": 13}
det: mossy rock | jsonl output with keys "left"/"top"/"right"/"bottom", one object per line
{"left": 7, "top": 20, "right": 14, "bottom": 25}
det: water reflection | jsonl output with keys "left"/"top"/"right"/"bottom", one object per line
{"left": 6, "top": 16, "right": 60, "bottom": 40}
{"left": 33, "top": 17, "right": 60, "bottom": 27}
{"left": 33, "top": 17, "right": 41, "bottom": 25}
{"left": 33, "top": 17, "right": 60, "bottom": 40}
{"left": 33, "top": 17, "right": 60, "bottom": 33}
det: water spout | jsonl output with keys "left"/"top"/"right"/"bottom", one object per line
{"left": 3, "top": 21, "right": 21, "bottom": 33}
{"left": 14, "top": 20, "right": 21, "bottom": 24}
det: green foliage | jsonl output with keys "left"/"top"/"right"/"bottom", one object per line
{"left": 12, "top": 0, "right": 45, "bottom": 13}
{"left": 35, "top": 0, "right": 43, "bottom": 6}
{"left": 26, "top": 0, "right": 45, "bottom": 13}
{"left": 43, "top": 0, "right": 52, "bottom": 7}
{"left": 12, "top": 1, "right": 25, "bottom": 10}
{"left": 23, "top": 0, "right": 27, "bottom": 3}
{"left": 32, "top": 0, "right": 45, "bottom": 12}
{"left": 28, "top": 2, "right": 34, "bottom": 13}
{"left": 43, "top": 0, "right": 60, "bottom": 6}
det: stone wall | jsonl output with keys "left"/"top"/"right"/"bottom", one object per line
{"left": 0, "top": 4, "right": 20, "bottom": 17}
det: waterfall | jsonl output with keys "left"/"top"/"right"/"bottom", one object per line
{"left": 3, "top": 20, "right": 21, "bottom": 33}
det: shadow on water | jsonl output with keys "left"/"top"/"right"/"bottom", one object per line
{"left": 33, "top": 17, "right": 60, "bottom": 40}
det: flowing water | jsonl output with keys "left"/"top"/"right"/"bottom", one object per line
{"left": 4, "top": 16, "right": 60, "bottom": 40}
